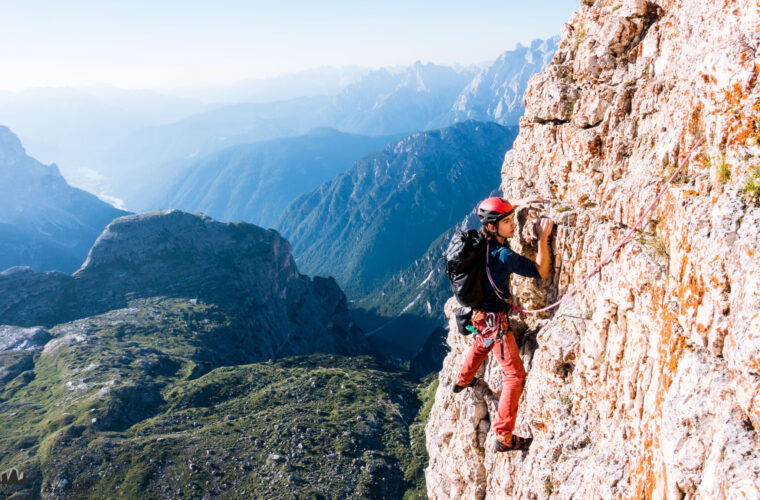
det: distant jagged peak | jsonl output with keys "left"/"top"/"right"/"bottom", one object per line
{"left": 339, "top": 61, "right": 470, "bottom": 97}
{"left": 0, "top": 125, "right": 64, "bottom": 181}
{"left": 447, "top": 36, "right": 560, "bottom": 125}
{"left": 0, "top": 125, "right": 28, "bottom": 165}
{"left": 0, "top": 125, "right": 24, "bottom": 152}
{"left": 506, "top": 36, "right": 558, "bottom": 65}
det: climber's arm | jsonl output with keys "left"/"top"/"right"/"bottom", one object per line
{"left": 535, "top": 217, "right": 553, "bottom": 279}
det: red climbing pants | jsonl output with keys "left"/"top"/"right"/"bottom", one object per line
{"left": 456, "top": 310, "right": 525, "bottom": 441}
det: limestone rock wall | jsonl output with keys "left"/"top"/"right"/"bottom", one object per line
{"left": 426, "top": 0, "right": 760, "bottom": 498}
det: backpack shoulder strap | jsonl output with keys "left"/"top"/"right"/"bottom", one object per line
{"left": 485, "top": 240, "right": 510, "bottom": 302}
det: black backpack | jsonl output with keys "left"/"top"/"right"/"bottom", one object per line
{"left": 443, "top": 229, "right": 486, "bottom": 308}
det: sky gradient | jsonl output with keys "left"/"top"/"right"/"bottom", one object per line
{"left": 1, "top": 0, "right": 579, "bottom": 91}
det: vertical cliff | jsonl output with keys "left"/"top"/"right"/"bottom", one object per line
{"left": 426, "top": 0, "right": 760, "bottom": 498}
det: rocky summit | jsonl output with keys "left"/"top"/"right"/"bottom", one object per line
{"left": 0, "top": 210, "right": 395, "bottom": 498}
{"left": 446, "top": 37, "right": 559, "bottom": 127}
{"left": 0, "top": 210, "right": 365, "bottom": 361}
{"left": 426, "top": 0, "right": 760, "bottom": 498}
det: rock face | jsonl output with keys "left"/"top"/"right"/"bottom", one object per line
{"left": 0, "top": 325, "right": 51, "bottom": 383}
{"left": 0, "top": 210, "right": 365, "bottom": 361}
{"left": 426, "top": 1, "right": 760, "bottom": 498}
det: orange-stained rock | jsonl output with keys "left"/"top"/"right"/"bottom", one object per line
{"left": 426, "top": 0, "right": 760, "bottom": 498}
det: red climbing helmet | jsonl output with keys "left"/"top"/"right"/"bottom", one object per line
{"left": 477, "top": 197, "right": 514, "bottom": 225}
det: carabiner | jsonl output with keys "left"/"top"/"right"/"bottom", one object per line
{"left": 485, "top": 312, "right": 497, "bottom": 329}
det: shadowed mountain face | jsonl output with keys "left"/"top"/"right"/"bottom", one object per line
{"left": 355, "top": 210, "right": 484, "bottom": 368}
{"left": 0, "top": 211, "right": 438, "bottom": 499}
{"left": 156, "top": 128, "right": 405, "bottom": 227}
{"left": 0, "top": 126, "right": 128, "bottom": 273}
{"left": 276, "top": 121, "right": 517, "bottom": 299}
{"left": 107, "top": 96, "right": 336, "bottom": 208}
{"left": 0, "top": 210, "right": 364, "bottom": 363}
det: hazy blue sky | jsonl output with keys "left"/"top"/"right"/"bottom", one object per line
{"left": 1, "top": 0, "right": 578, "bottom": 91}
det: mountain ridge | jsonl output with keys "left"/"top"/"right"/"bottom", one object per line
{"left": 0, "top": 126, "right": 129, "bottom": 273}
{"left": 277, "top": 121, "right": 517, "bottom": 298}
{"left": 156, "top": 127, "right": 406, "bottom": 226}
{"left": 0, "top": 210, "right": 365, "bottom": 363}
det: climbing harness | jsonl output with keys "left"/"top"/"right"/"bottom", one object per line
{"left": 468, "top": 309, "right": 508, "bottom": 359}
{"left": 511, "top": 137, "right": 705, "bottom": 315}
{"left": 483, "top": 312, "right": 498, "bottom": 351}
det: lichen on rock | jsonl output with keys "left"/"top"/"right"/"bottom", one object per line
{"left": 426, "top": 0, "right": 760, "bottom": 497}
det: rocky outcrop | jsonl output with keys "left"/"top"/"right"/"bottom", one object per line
{"left": 0, "top": 210, "right": 366, "bottom": 362}
{"left": 426, "top": 0, "right": 760, "bottom": 498}
{"left": 0, "top": 325, "right": 51, "bottom": 383}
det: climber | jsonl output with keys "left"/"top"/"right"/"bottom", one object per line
{"left": 452, "top": 196, "right": 553, "bottom": 452}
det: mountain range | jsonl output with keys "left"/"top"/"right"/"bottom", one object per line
{"left": 0, "top": 210, "right": 439, "bottom": 498}
{"left": 154, "top": 128, "right": 405, "bottom": 227}
{"left": 276, "top": 121, "right": 517, "bottom": 299}
{"left": 0, "top": 35, "right": 561, "bottom": 498}
{"left": 444, "top": 36, "right": 559, "bottom": 126}
{"left": 1, "top": 38, "right": 556, "bottom": 210}
{"left": 0, "top": 126, "right": 128, "bottom": 273}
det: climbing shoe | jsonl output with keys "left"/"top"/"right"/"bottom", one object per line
{"left": 452, "top": 377, "right": 478, "bottom": 394}
{"left": 495, "top": 434, "right": 532, "bottom": 452}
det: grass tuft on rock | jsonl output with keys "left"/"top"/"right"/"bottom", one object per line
{"left": 742, "top": 164, "right": 760, "bottom": 204}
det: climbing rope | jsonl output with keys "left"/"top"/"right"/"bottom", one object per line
{"left": 511, "top": 136, "right": 705, "bottom": 315}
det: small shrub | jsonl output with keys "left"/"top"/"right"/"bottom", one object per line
{"left": 638, "top": 234, "right": 669, "bottom": 268}
{"left": 558, "top": 394, "right": 572, "bottom": 408}
{"left": 545, "top": 479, "right": 555, "bottom": 496}
{"left": 707, "top": 154, "right": 730, "bottom": 185}
{"left": 573, "top": 28, "right": 587, "bottom": 51}
{"left": 742, "top": 164, "right": 760, "bottom": 203}
{"left": 665, "top": 163, "right": 689, "bottom": 184}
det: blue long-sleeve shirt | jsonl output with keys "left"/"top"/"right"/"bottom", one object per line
{"left": 481, "top": 244, "right": 541, "bottom": 311}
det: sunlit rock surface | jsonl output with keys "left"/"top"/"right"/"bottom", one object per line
{"left": 426, "top": 0, "right": 760, "bottom": 498}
